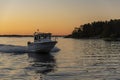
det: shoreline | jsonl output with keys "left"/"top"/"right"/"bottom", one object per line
{"left": 0, "top": 35, "right": 33, "bottom": 37}
{"left": 0, "top": 35, "right": 64, "bottom": 37}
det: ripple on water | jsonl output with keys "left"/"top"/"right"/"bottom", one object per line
{"left": 0, "top": 38, "right": 120, "bottom": 80}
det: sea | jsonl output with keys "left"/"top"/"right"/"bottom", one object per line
{"left": 0, "top": 37, "right": 120, "bottom": 80}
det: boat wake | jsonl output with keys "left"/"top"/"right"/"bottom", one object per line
{"left": 0, "top": 44, "right": 60, "bottom": 53}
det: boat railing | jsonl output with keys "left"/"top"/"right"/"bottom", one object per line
{"left": 51, "top": 36, "right": 57, "bottom": 41}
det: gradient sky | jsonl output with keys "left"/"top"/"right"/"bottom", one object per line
{"left": 0, "top": 0, "right": 120, "bottom": 35}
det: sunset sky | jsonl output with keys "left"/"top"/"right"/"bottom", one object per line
{"left": 0, "top": 0, "right": 120, "bottom": 35}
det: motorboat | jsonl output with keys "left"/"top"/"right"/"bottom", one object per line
{"left": 28, "top": 31, "right": 57, "bottom": 53}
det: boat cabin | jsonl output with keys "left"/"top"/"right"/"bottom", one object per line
{"left": 34, "top": 32, "right": 52, "bottom": 42}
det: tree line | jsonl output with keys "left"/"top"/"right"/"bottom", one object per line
{"left": 66, "top": 19, "right": 120, "bottom": 39}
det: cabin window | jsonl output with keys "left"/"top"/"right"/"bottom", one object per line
{"left": 34, "top": 36, "right": 37, "bottom": 40}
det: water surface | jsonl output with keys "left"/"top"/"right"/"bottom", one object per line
{"left": 0, "top": 37, "right": 120, "bottom": 80}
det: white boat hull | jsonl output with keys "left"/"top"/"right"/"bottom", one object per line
{"left": 28, "top": 41, "right": 57, "bottom": 53}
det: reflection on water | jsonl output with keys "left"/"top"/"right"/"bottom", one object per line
{"left": 27, "top": 52, "right": 56, "bottom": 79}
{"left": 45, "top": 39, "right": 120, "bottom": 80}
{"left": 76, "top": 40, "right": 120, "bottom": 80}
{"left": 1, "top": 38, "right": 120, "bottom": 80}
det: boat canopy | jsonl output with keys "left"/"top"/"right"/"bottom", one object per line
{"left": 34, "top": 32, "right": 52, "bottom": 41}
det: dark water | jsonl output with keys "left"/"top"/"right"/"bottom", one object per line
{"left": 0, "top": 37, "right": 120, "bottom": 80}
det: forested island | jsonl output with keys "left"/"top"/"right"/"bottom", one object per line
{"left": 66, "top": 19, "right": 120, "bottom": 39}
{"left": 0, "top": 35, "right": 33, "bottom": 37}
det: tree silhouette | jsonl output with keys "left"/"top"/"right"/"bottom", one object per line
{"left": 69, "top": 19, "right": 120, "bottom": 38}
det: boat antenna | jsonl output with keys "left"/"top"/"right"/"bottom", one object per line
{"left": 37, "top": 29, "right": 39, "bottom": 32}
